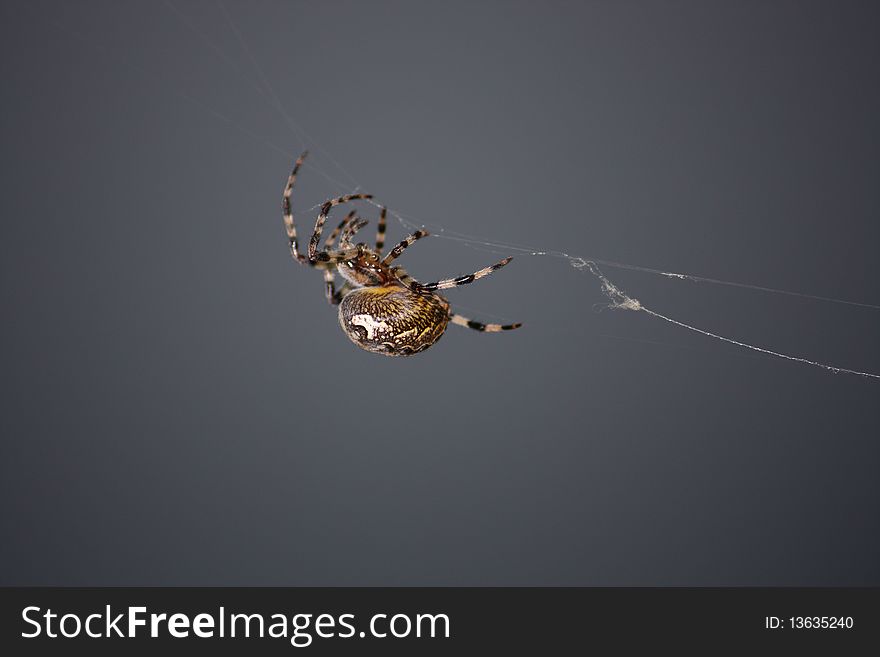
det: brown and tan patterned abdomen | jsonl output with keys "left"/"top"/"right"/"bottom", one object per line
{"left": 338, "top": 285, "right": 450, "bottom": 356}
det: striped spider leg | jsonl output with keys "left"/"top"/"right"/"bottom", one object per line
{"left": 381, "top": 227, "right": 514, "bottom": 295}
{"left": 381, "top": 226, "right": 519, "bottom": 330}
{"left": 323, "top": 215, "right": 370, "bottom": 305}
{"left": 283, "top": 151, "right": 377, "bottom": 303}
{"left": 307, "top": 193, "right": 373, "bottom": 264}
{"left": 324, "top": 210, "right": 358, "bottom": 251}
{"left": 391, "top": 265, "right": 520, "bottom": 332}
{"left": 401, "top": 256, "right": 514, "bottom": 295}
{"left": 281, "top": 150, "right": 371, "bottom": 266}
{"left": 321, "top": 205, "right": 387, "bottom": 306}
{"left": 374, "top": 206, "right": 387, "bottom": 252}
{"left": 321, "top": 210, "right": 357, "bottom": 305}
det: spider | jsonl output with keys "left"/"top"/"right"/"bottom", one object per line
{"left": 282, "top": 152, "right": 521, "bottom": 356}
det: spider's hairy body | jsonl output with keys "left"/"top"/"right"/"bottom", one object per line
{"left": 282, "top": 151, "right": 521, "bottom": 356}
{"left": 331, "top": 244, "right": 452, "bottom": 355}
{"left": 339, "top": 284, "right": 451, "bottom": 356}
{"left": 336, "top": 245, "right": 387, "bottom": 287}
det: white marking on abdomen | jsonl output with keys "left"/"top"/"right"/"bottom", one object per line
{"left": 350, "top": 314, "right": 390, "bottom": 340}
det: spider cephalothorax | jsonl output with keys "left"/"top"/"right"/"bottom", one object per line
{"left": 282, "top": 151, "right": 521, "bottom": 356}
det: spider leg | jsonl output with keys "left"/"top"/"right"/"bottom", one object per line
{"left": 282, "top": 151, "right": 309, "bottom": 264}
{"left": 308, "top": 193, "right": 373, "bottom": 262}
{"left": 323, "top": 269, "right": 336, "bottom": 304}
{"left": 340, "top": 217, "right": 370, "bottom": 249}
{"left": 312, "top": 247, "right": 362, "bottom": 264}
{"left": 330, "top": 281, "right": 352, "bottom": 305}
{"left": 450, "top": 312, "right": 521, "bottom": 332}
{"left": 399, "top": 257, "right": 514, "bottom": 294}
{"left": 324, "top": 210, "right": 358, "bottom": 251}
{"left": 381, "top": 229, "right": 430, "bottom": 266}
{"left": 375, "top": 206, "right": 387, "bottom": 251}
{"left": 390, "top": 266, "right": 418, "bottom": 290}
{"left": 393, "top": 265, "right": 520, "bottom": 330}
{"left": 323, "top": 270, "right": 352, "bottom": 305}
{"left": 320, "top": 217, "right": 368, "bottom": 303}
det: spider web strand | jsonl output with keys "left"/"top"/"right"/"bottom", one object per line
{"left": 580, "top": 261, "right": 880, "bottom": 380}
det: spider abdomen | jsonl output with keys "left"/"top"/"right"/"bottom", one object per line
{"left": 338, "top": 285, "right": 450, "bottom": 356}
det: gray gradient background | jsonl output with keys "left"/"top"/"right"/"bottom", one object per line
{"left": 1, "top": 1, "right": 878, "bottom": 585}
